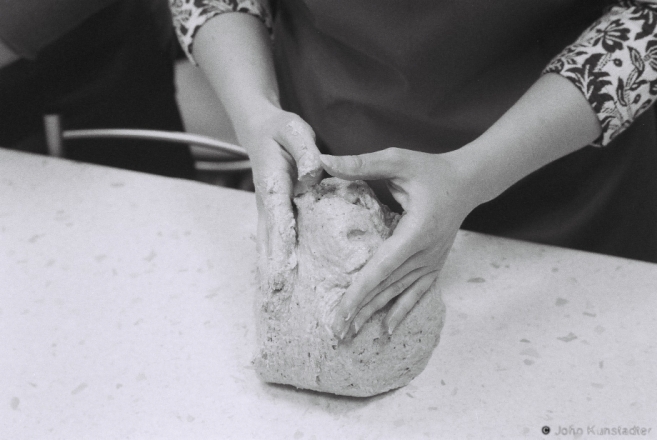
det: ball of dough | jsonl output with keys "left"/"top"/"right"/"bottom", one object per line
{"left": 254, "top": 178, "right": 445, "bottom": 397}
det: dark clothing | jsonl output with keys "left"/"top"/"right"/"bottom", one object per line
{"left": 0, "top": 0, "right": 115, "bottom": 59}
{"left": 273, "top": 0, "right": 657, "bottom": 262}
{"left": 0, "top": 0, "right": 195, "bottom": 179}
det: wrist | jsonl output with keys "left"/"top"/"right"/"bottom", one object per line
{"left": 444, "top": 74, "right": 602, "bottom": 207}
{"left": 232, "top": 99, "right": 282, "bottom": 139}
{"left": 442, "top": 143, "right": 504, "bottom": 209}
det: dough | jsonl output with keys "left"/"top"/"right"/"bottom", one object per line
{"left": 254, "top": 178, "right": 446, "bottom": 397}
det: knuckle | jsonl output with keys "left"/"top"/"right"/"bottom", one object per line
{"left": 283, "top": 123, "right": 301, "bottom": 139}
{"left": 288, "top": 113, "right": 304, "bottom": 124}
{"left": 352, "top": 155, "right": 365, "bottom": 171}
{"left": 285, "top": 115, "right": 313, "bottom": 135}
{"left": 389, "top": 277, "right": 408, "bottom": 295}
{"left": 343, "top": 155, "right": 364, "bottom": 172}
{"left": 280, "top": 118, "right": 318, "bottom": 154}
{"left": 297, "top": 117, "right": 315, "bottom": 137}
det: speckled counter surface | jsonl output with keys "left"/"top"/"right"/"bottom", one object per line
{"left": 1, "top": 148, "right": 656, "bottom": 440}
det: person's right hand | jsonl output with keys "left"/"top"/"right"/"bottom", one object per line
{"left": 191, "top": 12, "right": 323, "bottom": 290}
{"left": 237, "top": 108, "right": 323, "bottom": 292}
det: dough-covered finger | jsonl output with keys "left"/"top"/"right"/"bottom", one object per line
{"left": 273, "top": 118, "right": 322, "bottom": 187}
{"left": 384, "top": 270, "right": 439, "bottom": 334}
{"left": 255, "top": 193, "right": 269, "bottom": 274}
{"left": 256, "top": 172, "right": 297, "bottom": 292}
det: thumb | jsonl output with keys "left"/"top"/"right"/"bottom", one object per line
{"left": 258, "top": 174, "right": 297, "bottom": 292}
{"left": 273, "top": 118, "right": 322, "bottom": 186}
{"left": 320, "top": 148, "right": 404, "bottom": 181}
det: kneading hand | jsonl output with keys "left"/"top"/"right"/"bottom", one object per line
{"left": 321, "top": 148, "right": 482, "bottom": 338}
{"left": 238, "top": 109, "right": 323, "bottom": 292}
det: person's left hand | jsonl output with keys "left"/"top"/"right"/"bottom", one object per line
{"left": 321, "top": 148, "right": 482, "bottom": 339}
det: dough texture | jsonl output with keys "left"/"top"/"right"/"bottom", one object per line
{"left": 254, "top": 178, "right": 446, "bottom": 397}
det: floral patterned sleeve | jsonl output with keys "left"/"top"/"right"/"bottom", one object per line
{"left": 544, "top": 0, "right": 657, "bottom": 146}
{"left": 170, "top": 0, "right": 272, "bottom": 64}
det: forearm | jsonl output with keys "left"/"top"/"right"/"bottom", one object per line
{"left": 544, "top": 1, "right": 657, "bottom": 146}
{"left": 454, "top": 0, "right": 657, "bottom": 206}
{"left": 453, "top": 73, "right": 602, "bottom": 205}
{"left": 193, "top": 13, "right": 280, "bottom": 140}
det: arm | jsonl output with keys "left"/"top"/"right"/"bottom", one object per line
{"left": 325, "top": 74, "right": 600, "bottom": 338}
{"left": 193, "top": 13, "right": 280, "bottom": 143}
{"left": 545, "top": 0, "right": 657, "bottom": 146}
{"left": 329, "top": 1, "right": 657, "bottom": 338}
{"left": 171, "top": 2, "right": 322, "bottom": 290}
{"left": 453, "top": 73, "right": 600, "bottom": 205}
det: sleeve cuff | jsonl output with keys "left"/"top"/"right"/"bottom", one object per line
{"left": 171, "top": 0, "right": 272, "bottom": 66}
{"left": 543, "top": 2, "right": 657, "bottom": 146}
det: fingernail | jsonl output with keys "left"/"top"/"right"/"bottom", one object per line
{"left": 340, "top": 327, "right": 348, "bottom": 340}
{"left": 353, "top": 321, "right": 360, "bottom": 334}
{"left": 344, "top": 312, "right": 351, "bottom": 321}
{"left": 387, "top": 321, "right": 396, "bottom": 336}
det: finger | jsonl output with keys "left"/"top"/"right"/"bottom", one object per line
{"left": 255, "top": 193, "right": 268, "bottom": 261}
{"left": 353, "top": 248, "right": 429, "bottom": 312}
{"left": 381, "top": 231, "right": 453, "bottom": 334}
{"left": 350, "top": 266, "right": 429, "bottom": 335}
{"left": 331, "top": 218, "right": 416, "bottom": 338}
{"left": 256, "top": 172, "right": 297, "bottom": 292}
{"left": 255, "top": 194, "right": 271, "bottom": 291}
{"left": 384, "top": 270, "right": 440, "bottom": 335}
{"left": 273, "top": 118, "right": 322, "bottom": 187}
{"left": 320, "top": 148, "right": 406, "bottom": 181}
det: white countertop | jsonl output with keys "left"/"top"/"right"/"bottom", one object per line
{"left": 1, "top": 148, "right": 656, "bottom": 440}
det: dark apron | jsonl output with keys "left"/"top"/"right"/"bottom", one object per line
{"left": 273, "top": 0, "right": 657, "bottom": 263}
{"left": 0, "top": 0, "right": 195, "bottom": 179}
